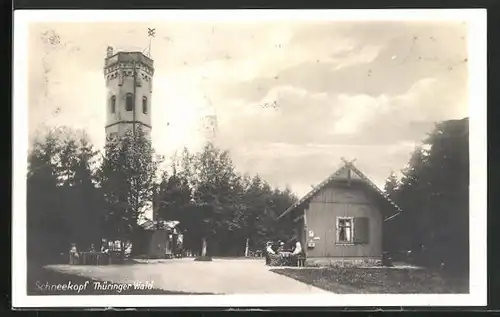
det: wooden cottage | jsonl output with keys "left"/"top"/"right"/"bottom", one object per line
{"left": 277, "top": 158, "right": 401, "bottom": 266}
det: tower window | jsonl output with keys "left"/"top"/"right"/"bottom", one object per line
{"left": 142, "top": 96, "right": 148, "bottom": 114}
{"left": 125, "top": 93, "right": 133, "bottom": 111}
{"left": 110, "top": 95, "right": 116, "bottom": 113}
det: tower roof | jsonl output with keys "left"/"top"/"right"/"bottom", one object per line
{"left": 104, "top": 50, "right": 154, "bottom": 69}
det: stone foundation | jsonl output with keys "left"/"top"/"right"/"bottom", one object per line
{"left": 305, "top": 257, "right": 382, "bottom": 267}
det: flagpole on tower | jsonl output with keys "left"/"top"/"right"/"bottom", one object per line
{"left": 147, "top": 27, "right": 156, "bottom": 58}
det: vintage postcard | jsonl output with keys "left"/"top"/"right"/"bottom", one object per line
{"left": 12, "top": 9, "right": 487, "bottom": 308}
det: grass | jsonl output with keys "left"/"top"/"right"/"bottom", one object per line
{"left": 270, "top": 267, "right": 469, "bottom": 294}
{"left": 27, "top": 263, "right": 215, "bottom": 295}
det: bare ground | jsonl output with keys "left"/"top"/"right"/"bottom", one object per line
{"left": 37, "top": 258, "right": 331, "bottom": 295}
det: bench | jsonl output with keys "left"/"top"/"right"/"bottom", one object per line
{"left": 268, "top": 253, "right": 306, "bottom": 267}
{"left": 81, "top": 252, "right": 111, "bottom": 265}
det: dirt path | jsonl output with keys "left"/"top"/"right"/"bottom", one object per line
{"left": 46, "top": 258, "right": 332, "bottom": 294}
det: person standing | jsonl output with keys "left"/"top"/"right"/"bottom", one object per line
{"left": 100, "top": 239, "right": 110, "bottom": 265}
{"left": 265, "top": 241, "right": 275, "bottom": 265}
{"left": 69, "top": 243, "right": 79, "bottom": 265}
{"left": 291, "top": 239, "right": 304, "bottom": 267}
{"left": 292, "top": 240, "right": 302, "bottom": 255}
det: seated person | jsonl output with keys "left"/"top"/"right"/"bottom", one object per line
{"left": 292, "top": 240, "right": 302, "bottom": 255}
{"left": 277, "top": 241, "right": 285, "bottom": 253}
{"left": 266, "top": 242, "right": 276, "bottom": 255}
{"left": 100, "top": 240, "right": 109, "bottom": 254}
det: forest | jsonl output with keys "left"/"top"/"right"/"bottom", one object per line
{"left": 27, "top": 126, "right": 298, "bottom": 263}
{"left": 27, "top": 116, "right": 469, "bottom": 274}
{"left": 383, "top": 117, "right": 469, "bottom": 273}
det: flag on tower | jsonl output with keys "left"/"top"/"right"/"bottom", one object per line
{"left": 148, "top": 28, "right": 156, "bottom": 37}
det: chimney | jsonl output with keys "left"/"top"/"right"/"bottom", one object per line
{"left": 106, "top": 46, "right": 114, "bottom": 58}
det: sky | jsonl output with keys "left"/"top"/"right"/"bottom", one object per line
{"left": 28, "top": 20, "right": 469, "bottom": 198}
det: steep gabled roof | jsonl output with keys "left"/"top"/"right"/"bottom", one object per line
{"left": 277, "top": 158, "right": 402, "bottom": 221}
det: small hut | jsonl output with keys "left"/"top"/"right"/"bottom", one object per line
{"left": 277, "top": 158, "right": 402, "bottom": 267}
{"left": 133, "top": 220, "right": 182, "bottom": 258}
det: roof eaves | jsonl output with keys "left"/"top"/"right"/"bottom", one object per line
{"left": 277, "top": 161, "right": 404, "bottom": 221}
{"left": 344, "top": 162, "right": 403, "bottom": 221}
{"left": 277, "top": 163, "right": 347, "bottom": 220}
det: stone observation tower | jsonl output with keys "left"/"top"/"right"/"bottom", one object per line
{"left": 103, "top": 46, "right": 154, "bottom": 141}
{"left": 201, "top": 114, "right": 218, "bottom": 142}
{"left": 199, "top": 95, "right": 218, "bottom": 143}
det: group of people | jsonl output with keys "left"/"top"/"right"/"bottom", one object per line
{"left": 265, "top": 238, "right": 303, "bottom": 266}
{"left": 69, "top": 241, "right": 113, "bottom": 265}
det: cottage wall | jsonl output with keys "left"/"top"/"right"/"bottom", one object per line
{"left": 304, "top": 182, "right": 383, "bottom": 264}
{"left": 148, "top": 230, "right": 168, "bottom": 258}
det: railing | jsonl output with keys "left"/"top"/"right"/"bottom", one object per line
{"left": 69, "top": 251, "right": 121, "bottom": 265}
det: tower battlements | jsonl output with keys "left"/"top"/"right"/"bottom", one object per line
{"left": 104, "top": 49, "right": 154, "bottom": 73}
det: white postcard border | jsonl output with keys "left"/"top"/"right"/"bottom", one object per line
{"left": 12, "top": 9, "right": 487, "bottom": 308}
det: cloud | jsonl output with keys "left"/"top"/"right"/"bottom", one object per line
{"left": 213, "top": 71, "right": 467, "bottom": 196}
{"left": 218, "top": 21, "right": 467, "bottom": 104}
{"left": 27, "top": 20, "right": 468, "bottom": 197}
{"left": 333, "top": 45, "right": 381, "bottom": 70}
{"left": 228, "top": 141, "right": 418, "bottom": 197}
{"left": 216, "top": 73, "right": 465, "bottom": 149}
{"left": 329, "top": 93, "right": 391, "bottom": 135}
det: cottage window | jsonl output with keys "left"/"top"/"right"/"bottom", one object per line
{"left": 337, "top": 217, "right": 353, "bottom": 244}
{"left": 110, "top": 95, "right": 116, "bottom": 113}
{"left": 125, "top": 93, "right": 133, "bottom": 111}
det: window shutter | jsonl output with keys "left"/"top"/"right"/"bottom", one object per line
{"left": 353, "top": 217, "right": 370, "bottom": 244}
{"left": 336, "top": 217, "right": 340, "bottom": 243}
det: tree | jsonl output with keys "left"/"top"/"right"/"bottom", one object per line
{"left": 383, "top": 171, "right": 400, "bottom": 197}
{"left": 187, "top": 143, "right": 241, "bottom": 256}
{"left": 240, "top": 175, "right": 265, "bottom": 251}
{"left": 27, "top": 126, "right": 309, "bottom": 261}
{"left": 153, "top": 143, "right": 300, "bottom": 257}
{"left": 27, "top": 127, "right": 102, "bottom": 263}
{"left": 397, "top": 146, "right": 432, "bottom": 251}
{"left": 59, "top": 133, "right": 103, "bottom": 250}
{"left": 27, "top": 130, "right": 64, "bottom": 263}
{"left": 98, "top": 127, "right": 161, "bottom": 259}
{"left": 385, "top": 118, "right": 469, "bottom": 273}
{"left": 156, "top": 169, "right": 192, "bottom": 223}
{"left": 420, "top": 118, "right": 469, "bottom": 272}
{"left": 268, "top": 186, "right": 298, "bottom": 244}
